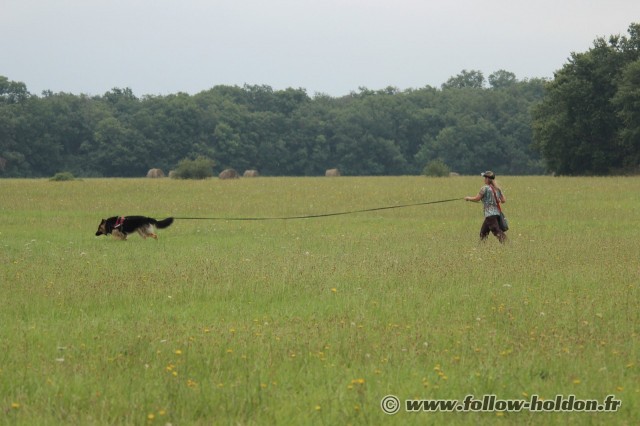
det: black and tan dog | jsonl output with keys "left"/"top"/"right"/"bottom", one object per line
{"left": 95, "top": 216, "right": 174, "bottom": 240}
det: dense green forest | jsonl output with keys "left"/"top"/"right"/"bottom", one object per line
{"left": 0, "top": 72, "right": 546, "bottom": 177}
{"left": 1, "top": 23, "right": 638, "bottom": 178}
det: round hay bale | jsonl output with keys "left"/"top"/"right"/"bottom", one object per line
{"left": 168, "top": 170, "right": 176, "bottom": 179}
{"left": 325, "top": 168, "right": 341, "bottom": 177}
{"left": 147, "top": 168, "right": 165, "bottom": 178}
{"left": 449, "top": 172, "right": 460, "bottom": 177}
{"left": 243, "top": 169, "right": 259, "bottom": 177}
{"left": 219, "top": 168, "right": 239, "bottom": 179}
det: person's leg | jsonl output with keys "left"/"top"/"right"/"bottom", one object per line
{"left": 480, "top": 217, "right": 491, "bottom": 241}
{"left": 487, "top": 216, "right": 506, "bottom": 243}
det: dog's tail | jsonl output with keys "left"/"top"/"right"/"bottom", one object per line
{"left": 156, "top": 217, "right": 174, "bottom": 229}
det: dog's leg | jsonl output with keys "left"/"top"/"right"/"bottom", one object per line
{"left": 147, "top": 224, "right": 158, "bottom": 240}
{"left": 112, "top": 229, "right": 127, "bottom": 240}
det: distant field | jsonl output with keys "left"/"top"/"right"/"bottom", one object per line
{"left": 1, "top": 176, "right": 638, "bottom": 425}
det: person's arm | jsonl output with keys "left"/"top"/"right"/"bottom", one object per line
{"left": 465, "top": 193, "right": 482, "bottom": 202}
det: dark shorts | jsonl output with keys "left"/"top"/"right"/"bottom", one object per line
{"left": 480, "top": 215, "right": 506, "bottom": 242}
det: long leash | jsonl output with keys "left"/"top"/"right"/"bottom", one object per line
{"left": 173, "top": 197, "right": 462, "bottom": 221}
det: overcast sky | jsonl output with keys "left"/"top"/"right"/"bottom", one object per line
{"left": 2, "top": 0, "right": 638, "bottom": 97}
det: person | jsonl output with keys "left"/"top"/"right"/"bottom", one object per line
{"left": 464, "top": 171, "right": 506, "bottom": 243}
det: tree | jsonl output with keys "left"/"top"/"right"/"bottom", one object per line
{"left": 0, "top": 76, "right": 30, "bottom": 104}
{"left": 90, "top": 117, "right": 150, "bottom": 176}
{"left": 533, "top": 23, "right": 640, "bottom": 174}
{"left": 488, "top": 70, "right": 517, "bottom": 89}
{"left": 0, "top": 77, "right": 31, "bottom": 175}
{"left": 423, "top": 159, "right": 450, "bottom": 177}
{"left": 612, "top": 58, "right": 640, "bottom": 171}
{"left": 416, "top": 117, "right": 505, "bottom": 174}
{"left": 442, "top": 70, "right": 485, "bottom": 89}
{"left": 171, "top": 156, "right": 215, "bottom": 179}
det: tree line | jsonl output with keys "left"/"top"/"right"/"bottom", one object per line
{"left": 0, "top": 72, "right": 546, "bottom": 178}
{"left": 1, "top": 23, "right": 637, "bottom": 178}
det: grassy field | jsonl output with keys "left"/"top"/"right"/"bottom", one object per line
{"left": 0, "top": 176, "right": 638, "bottom": 425}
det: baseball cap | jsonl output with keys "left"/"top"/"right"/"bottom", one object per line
{"left": 481, "top": 171, "right": 495, "bottom": 179}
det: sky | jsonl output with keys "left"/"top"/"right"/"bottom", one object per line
{"left": 2, "top": 0, "right": 639, "bottom": 97}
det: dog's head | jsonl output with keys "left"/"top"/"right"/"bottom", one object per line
{"left": 95, "top": 219, "right": 108, "bottom": 236}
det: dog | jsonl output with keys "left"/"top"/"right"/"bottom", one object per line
{"left": 95, "top": 216, "right": 174, "bottom": 240}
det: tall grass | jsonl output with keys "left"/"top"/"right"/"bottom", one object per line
{"left": 0, "top": 176, "right": 638, "bottom": 425}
